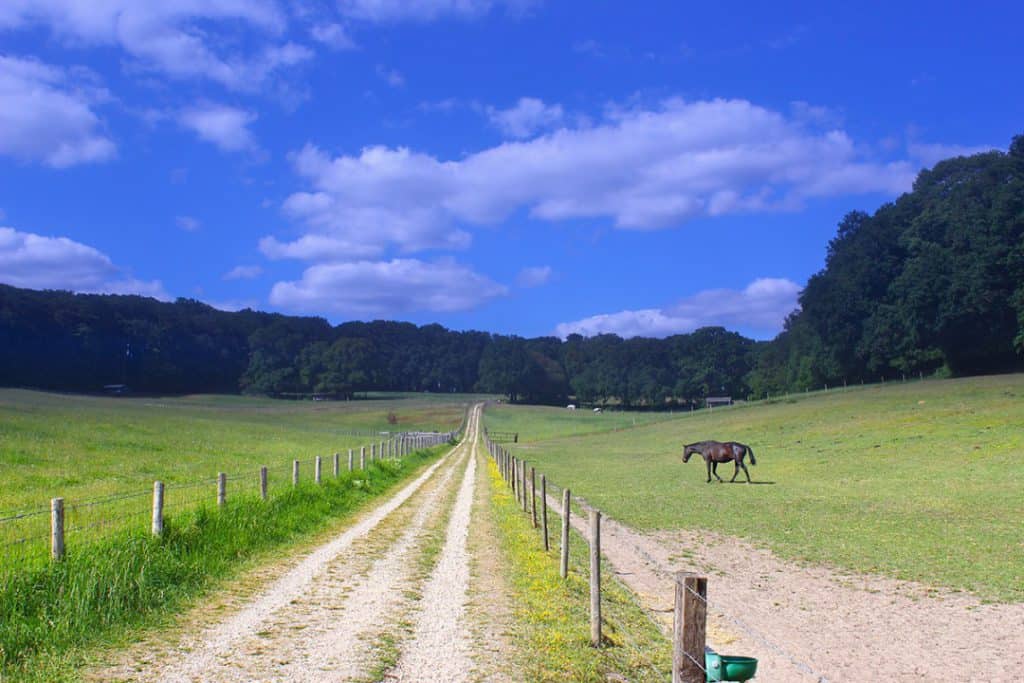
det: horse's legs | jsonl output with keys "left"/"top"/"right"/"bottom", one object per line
{"left": 730, "top": 460, "right": 740, "bottom": 482}
{"left": 705, "top": 458, "right": 712, "bottom": 483}
{"left": 740, "top": 460, "right": 752, "bottom": 483}
{"left": 711, "top": 460, "right": 723, "bottom": 483}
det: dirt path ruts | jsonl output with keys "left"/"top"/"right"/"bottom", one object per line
{"left": 547, "top": 491, "right": 1024, "bottom": 682}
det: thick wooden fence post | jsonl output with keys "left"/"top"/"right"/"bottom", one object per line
{"left": 541, "top": 475, "right": 549, "bottom": 551}
{"left": 217, "top": 472, "right": 226, "bottom": 507}
{"left": 51, "top": 497, "right": 65, "bottom": 561}
{"left": 672, "top": 572, "right": 707, "bottom": 683}
{"left": 152, "top": 481, "right": 164, "bottom": 536}
{"left": 360, "top": 447, "right": 366, "bottom": 470}
{"left": 530, "top": 467, "right": 537, "bottom": 528}
{"left": 292, "top": 460, "right": 300, "bottom": 486}
{"left": 315, "top": 456, "right": 323, "bottom": 484}
{"left": 560, "top": 488, "right": 571, "bottom": 578}
{"left": 348, "top": 449, "right": 354, "bottom": 472}
{"left": 590, "top": 509, "right": 602, "bottom": 647}
{"left": 333, "top": 452, "right": 340, "bottom": 477}
{"left": 260, "top": 466, "right": 268, "bottom": 500}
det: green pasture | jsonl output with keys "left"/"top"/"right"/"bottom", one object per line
{"left": 485, "top": 375, "right": 1024, "bottom": 602}
{"left": 0, "top": 389, "right": 473, "bottom": 512}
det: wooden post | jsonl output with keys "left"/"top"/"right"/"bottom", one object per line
{"left": 530, "top": 467, "right": 537, "bottom": 528}
{"left": 51, "top": 497, "right": 64, "bottom": 561}
{"left": 333, "top": 452, "right": 340, "bottom": 477}
{"left": 541, "top": 475, "right": 549, "bottom": 551}
{"left": 511, "top": 457, "right": 517, "bottom": 497}
{"left": 672, "top": 573, "right": 707, "bottom": 683}
{"left": 590, "top": 509, "right": 602, "bottom": 647}
{"left": 348, "top": 449, "right": 354, "bottom": 472}
{"left": 315, "top": 456, "right": 323, "bottom": 484}
{"left": 217, "top": 472, "right": 226, "bottom": 507}
{"left": 292, "top": 460, "right": 299, "bottom": 486}
{"left": 260, "top": 466, "right": 268, "bottom": 500}
{"left": 152, "top": 481, "right": 164, "bottom": 536}
{"left": 360, "top": 447, "right": 366, "bottom": 470}
{"left": 560, "top": 488, "right": 570, "bottom": 578}
{"left": 522, "top": 461, "right": 529, "bottom": 512}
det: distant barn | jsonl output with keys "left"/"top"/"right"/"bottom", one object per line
{"left": 706, "top": 396, "right": 732, "bottom": 408}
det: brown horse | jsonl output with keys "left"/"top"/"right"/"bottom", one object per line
{"left": 682, "top": 440, "right": 756, "bottom": 483}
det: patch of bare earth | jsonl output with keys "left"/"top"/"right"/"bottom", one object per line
{"left": 548, "top": 491, "right": 1024, "bottom": 682}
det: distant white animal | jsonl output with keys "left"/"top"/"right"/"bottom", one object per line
{"left": 567, "top": 404, "right": 577, "bottom": 410}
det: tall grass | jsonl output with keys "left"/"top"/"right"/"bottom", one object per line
{"left": 0, "top": 446, "right": 446, "bottom": 682}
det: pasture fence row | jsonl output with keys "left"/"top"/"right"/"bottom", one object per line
{"left": 0, "top": 428, "right": 458, "bottom": 577}
{"left": 482, "top": 424, "right": 832, "bottom": 683}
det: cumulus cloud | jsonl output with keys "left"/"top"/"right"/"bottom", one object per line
{"left": 516, "top": 265, "right": 552, "bottom": 287}
{"left": 555, "top": 278, "right": 800, "bottom": 339}
{"left": 311, "top": 22, "right": 356, "bottom": 50}
{"left": 338, "top": 0, "right": 534, "bottom": 22}
{"left": 223, "top": 264, "right": 263, "bottom": 280}
{"left": 908, "top": 141, "right": 995, "bottom": 168}
{"left": 179, "top": 103, "right": 258, "bottom": 152}
{"left": 0, "top": 226, "right": 167, "bottom": 298}
{"left": 0, "top": 1, "right": 311, "bottom": 91}
{"left": 176, "top": 215, "right": 201, "bottom": 231}
{"left": 0, "top": 55, "right": 116, "bottom": 167}
{"left": 269, "top": 258, "right": 507, "bottom": 316}
{"left": 268, "top": 98, "right": 920, "bottom": 260}
{"left": 487, "top": 97, "right": 564, "bottom": 138}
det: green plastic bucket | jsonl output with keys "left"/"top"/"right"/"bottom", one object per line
{"left": 705, "top": 650, "right": 758, "bottom": 682}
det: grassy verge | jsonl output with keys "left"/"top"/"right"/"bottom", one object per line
{"left": 0, "top": 445, "right": 447, "bottom": 682}
{"left": 485, "top": 374, "right": 1024, "bottom": 602}
{"left": 486, "top": 457, "right": 671, "bottom": 681}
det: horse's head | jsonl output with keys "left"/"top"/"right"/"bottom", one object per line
{"left": 682, "top": 444, "right": 696, "bottom": 462}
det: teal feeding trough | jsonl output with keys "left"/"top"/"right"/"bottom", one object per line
{"left": 705, "top": 647, "right": 758, "bottom": 682}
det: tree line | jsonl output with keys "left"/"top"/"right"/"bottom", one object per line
{"left": 1, "top": 133, "right": 1021, "bottom": 405}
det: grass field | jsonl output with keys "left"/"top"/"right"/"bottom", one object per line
{"left": 484, "top": 374, "right": 1024, "bottom": 602}
{"left": 0, "top": 389, "right": 476, "bottom": 512}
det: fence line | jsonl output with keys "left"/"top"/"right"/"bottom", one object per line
{"left": 482, "top": 418, "right": 830, "bottom": 683}
{"left": 0, "top": 424, "right": 461, "bottom": 579}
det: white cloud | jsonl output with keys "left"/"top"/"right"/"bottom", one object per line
{"left": 269, "top": 258, "right": 507, "bottom": 316}
{"left": 555, "top": 278, "right": 800, "bottom": 339}
{"left": 908, "top": 141, "right": 995, "bottom": 168}
{"left": 487, "top": 97, "right": 564, "bottom": 138}
{"left": 0, "top": 1, "right": 311, "bottom": 91}
{"left": 338, "top": 0, "right": 533, "bottom": 22}
{"left": 179, "top": 103, "right": 257, "bottom": 152}
{"left": 270, "top": 98, "right": 918, "bottom": 262}
{"left": 0, "top": 226, "right": 167, "bottom": 298}
{"left": 311, "top": 23, "right": 356, "bottom": 50}
{"left": 516, "top": 265, "right": 552, "bottom": 287}
{"left": 0, "top": 55, "right": 116, "bottom": 167}
{"left": 223, "top": 264, "right": 263, "bottom": 280}
{"left": 176, "top": 215, "right": 201, "bottom": 231}
{"left": 376, "top": 65, "right": 405, "bottom": 87}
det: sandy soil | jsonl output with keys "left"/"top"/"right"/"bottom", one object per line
{"left": 549, "top": 492, "right": 1024, "bottom": 682}
{"left": 95, "top": 404, "right": 514, "bottom": 682}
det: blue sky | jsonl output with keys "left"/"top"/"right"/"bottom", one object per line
{"left": 1, "top": 1, "right": 1020, "bottom": 340}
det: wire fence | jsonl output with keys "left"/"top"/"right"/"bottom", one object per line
{"left": 481, "top": 421, "right": 834, "bottom": 683}
{"left": 0, "top": 426, "right": 460, "bottom": 580}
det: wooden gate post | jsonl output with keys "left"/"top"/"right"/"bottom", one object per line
{"left": 590, "top": 509, "right": 602, "bottom": 647}
{"left": 560, "top": 488, "right": 571, "bottom": 578}
{"left": 152, "top": 481, "right": 164, "bottom": 536}
{"left": 51, "top": 497, "right": 64, "bottom": 561}
{"left": 672, "top": 572, "right": 707, "bottom": 683}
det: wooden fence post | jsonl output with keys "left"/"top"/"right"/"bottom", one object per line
{"left": 672, "top": 572, "right": 707, "bottom": 683}
{"left": 511, "top": 457, "right": 517, "bottom": 496}
{"left": 522, "top": 461, "right": 529, "bottom": 513}
{"left": 51, "top": 497, "right": 64, "bottom": 561}
{"left": 348, "top": 449, "right": 354, "bottom": 472}
{"left": 152, "top": 481, "right": 164, "bottom": 536}
{"left": 217, "top": 472, "right": 226, "bottom": 507}
{"left": 360, "top": 447, "right": 366, "bottom": 470}
{"left": 560, "top": 488, "right": 571, "bottom": 578}
{"left": 541, "top": 475, "right": 549, "bottom": 551}
{"left": 530, "top": 467, "right": 537, "bottom": 528}
{"left": 260, "top": 466, "right": 268, "bottom": 500}
{"left": 590, "top": 509, "right": 602, "bottom": 647}
{"left": 333, "top": 452, "right": 340, "bottom": 477}
{"left": 292, "top": 460, "right": 299, "bottom": 486}
{"left": 315, "top": 456, "right": 323, "bottom": 484}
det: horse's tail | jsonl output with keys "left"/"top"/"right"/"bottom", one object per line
{"left": 746, "top": 445, "right": 756, "bottom": 465}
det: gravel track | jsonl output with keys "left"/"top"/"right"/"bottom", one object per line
{"left": 387, "top": 407, "right": 479, "bottom": 682}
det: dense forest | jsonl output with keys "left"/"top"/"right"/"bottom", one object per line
{"left": 1, "top": 135, "right": 1021, "bottom": 405}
